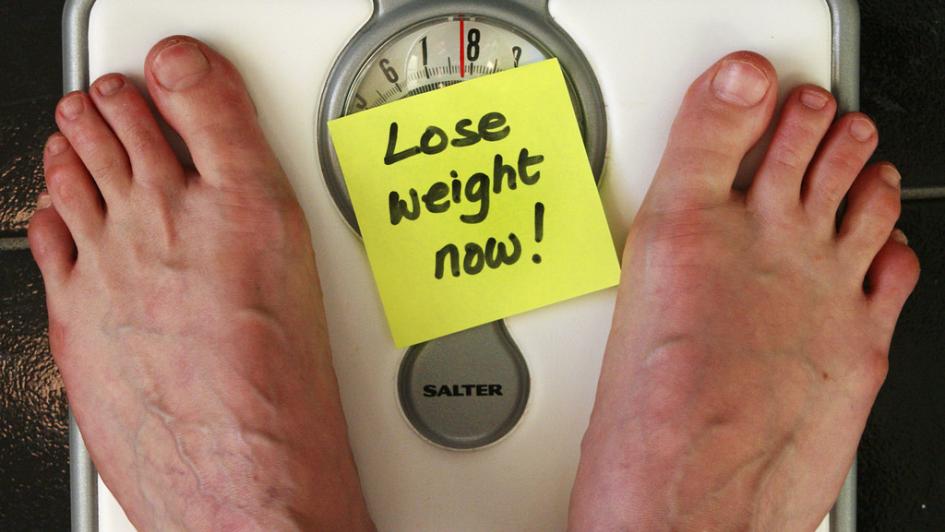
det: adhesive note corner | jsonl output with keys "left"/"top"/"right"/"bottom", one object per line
{"left": 328, "top": 58, "right": 620, "bottom": 347}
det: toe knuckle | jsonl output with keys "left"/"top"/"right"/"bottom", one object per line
{"left": 817, "top": 178, "right": 847, "bottom": 207}
{"left": 44, "top": 163, "right": 68, "bottom": 185}
{"left": 673, "top": 142, "right": 737, "bottom": 174}
{"left": 91, "top": 155, "right": 126, "bottom": 180}
{"left": 784, "top": 119, "right": 821, "bottom": 142}
{"left": 826, "top": 151, "right": 866, "bottom": 180}
{"left": 769, "top": 143, "right": 805, "bottom": 171}
{"left": 123, "top": 126, "right": 161, "bottom": 157}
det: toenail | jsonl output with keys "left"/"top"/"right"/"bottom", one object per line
{"left": 892, "top": 229, "right": 908, "bottom": 245}
{"left": 800, "top": 89, "right": 829, "bottom": 110}
{"left": 95, "top": 75, "right": 125, "bottom": 97}
{"left": 849, "top": 118, "right": 875, "bottom": 142}
{"left": 59, "top": 94, "right": 84, "bottom": 120}
{"left": 880, "top": 164, "right": 901, "bottom": 188}
{"left": 712, "top": 60, "right": 770, "bottom": 107}
{"left": 153, "top": 41, "right": 210, "bottom": 91}
{"left": 36, "top": 192, "right": 52, "bottom": 210}
{"left": 46, "top": 134, "right": 69, "bottom": 156}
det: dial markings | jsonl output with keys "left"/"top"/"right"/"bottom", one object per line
{"left": 343, "top": 16, "right": 550, "bottom": 114}
{"left": 459, "top": 18, "right": 466, "bottom": 78}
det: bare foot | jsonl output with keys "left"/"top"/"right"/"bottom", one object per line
{"left": 28, "top": 36, "right": 373, "bottom": 530}
{"left": 569, "top": 52, "right": 919, "bottom": 530}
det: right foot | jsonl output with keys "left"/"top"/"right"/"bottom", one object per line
{"left": 569, "top": 52, "right": 920, "bottom": 530}
{"left": 28, "top": 36, "right": 373, "bottom": 530}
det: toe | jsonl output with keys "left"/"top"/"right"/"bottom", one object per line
{"left": 89, "top": 73, "right": 185, "bottom": 189}
{"left": 55, "top": 91, "right": 132, "bottom": 201}
{"left": 144, "top": 36, "right": 283, "bottom": 189}
{"left": 748, "top": 85, "right": 836, "bottom": 212}
{"left": 838, "top": 163, "right": 901, "bottom": 277}
{"left": 867, "top": 231, "right": 920, "bottom": 330}
{"left": 649, "top": 51, "right": 778, "bottom": 207}
{"left": 28, "top": 193, "right": 76, "bottom": 286}
{"left": 802, "top": 113, "right": 878, "bottom": 232}
{"left": 43, "top": 133, "right": 106, "bottom": 244}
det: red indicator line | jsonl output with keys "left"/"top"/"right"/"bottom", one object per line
{"left": 459, "top": 18, "right": 465, "bottom": 78}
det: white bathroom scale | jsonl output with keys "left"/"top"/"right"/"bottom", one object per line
{"left": 63, "top": 0, "right": 860, "bottom": 530}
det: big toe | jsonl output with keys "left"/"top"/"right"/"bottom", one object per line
{"left": 648, "top": 51, "right": 778, "bottom": 207}
{"left": 144, "top": 36, "right": 284, "bottom": 190}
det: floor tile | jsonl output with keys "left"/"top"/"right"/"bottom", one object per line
{"left": 0, "top": 99, "right": 57, "bottom": 237}
{"left": 0, "top": 0, "right": 62, "bottom": 236}
{"left": 861, "top": 0, "right": 945, "bottom": 188}
{"left": 0, "top": 249, "right": 69, "bottom": 529}
{"left": 859, "top": 199, "right": 945, "bottom": 530}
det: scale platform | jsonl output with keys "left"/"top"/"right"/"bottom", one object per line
{"left": 64, "top": 0, "right": 859, "bottom": 530}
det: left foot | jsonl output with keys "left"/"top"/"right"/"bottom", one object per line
{"left": 28, "top": 36, "right": 373, "bottom": 530}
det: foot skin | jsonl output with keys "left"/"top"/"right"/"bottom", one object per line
{"left": 569, "top": 52, "right": 919, "bottom": 530}
{"left": 28, "top": 37, "right": 373, "bottom": 530}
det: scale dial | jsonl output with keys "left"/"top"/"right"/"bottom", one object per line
{"left": 343, "top": 15, "right": 577, "bottom": 122}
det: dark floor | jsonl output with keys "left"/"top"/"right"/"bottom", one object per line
{"left": 1, "top": 1, "right": 942, "bottom": 530}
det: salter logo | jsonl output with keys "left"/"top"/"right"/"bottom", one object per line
{"left": 422, "top": 384, "right": 504, "bottom": 397}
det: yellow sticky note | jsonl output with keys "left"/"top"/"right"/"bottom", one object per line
{"left": 328, "top": 58, "right": 620, "bottom": 347}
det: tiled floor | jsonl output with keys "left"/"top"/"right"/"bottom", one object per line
{"left": 0, "top": 250, "right": 70, "bottom": 530}
{"left": 1, "top": 0, "right": 942, "bottom": 529}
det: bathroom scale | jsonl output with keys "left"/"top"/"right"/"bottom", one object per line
{"left": 63, "top": 0, "right": 860, "bottom": 530}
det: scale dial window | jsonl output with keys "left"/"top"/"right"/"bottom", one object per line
{"left": 344, "top": 16, "right": 556, "bottom": 115}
